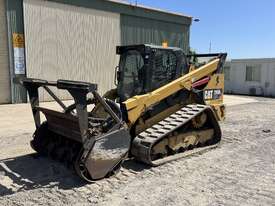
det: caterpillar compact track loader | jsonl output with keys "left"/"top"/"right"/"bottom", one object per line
{"left": 22, "top": 44, "right": 226, "bottom": 182}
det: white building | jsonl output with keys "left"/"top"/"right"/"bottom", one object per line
{"left": 224, "top": 58, "right": 275, "bottom": 97}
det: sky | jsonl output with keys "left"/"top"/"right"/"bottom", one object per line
{"left": 126, "top": 0, "right": 275, "bottom": 59}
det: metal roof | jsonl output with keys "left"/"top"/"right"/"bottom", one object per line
{"left": 107, "top": 0, "right": 192, "bottom": 19}
{"left": 227, "top": 58, "right": 275, "bottom": 63}
{"left": 50, "top": 0, "right": 192, "bottom": 25}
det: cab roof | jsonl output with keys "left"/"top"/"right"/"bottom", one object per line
{"left": 116, "top": 44, "right": 183, "bottom": 55}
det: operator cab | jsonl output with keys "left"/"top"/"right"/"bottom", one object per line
{"left": 116, "top": 44, "right": 188, "bottom": 102}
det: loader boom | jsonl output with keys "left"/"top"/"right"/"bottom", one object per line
{"left": 123, "top": 58, "right": 221, "bottom": 125}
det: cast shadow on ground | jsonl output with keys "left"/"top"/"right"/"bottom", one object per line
{"left": 0, "top": 153, "right": 86, "bottom": 197}
{"left": 122, "top": 159, "right": 150, "bottom": 172}
{"left": 0, "top": 153, "right": 150, "bottom": 197}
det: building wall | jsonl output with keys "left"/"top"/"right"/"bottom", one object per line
{"left": 225, "top": 58, "right": 275, "bottom": 97}
{"left": 23, "top": 0, "right": 121, "bottom": 101}
{"left": 121, "top": 14, "right": 190, "bottom": 52}
{"left": 0, "top": 0, "right": 191, "bottom": 104}
{"left": 6, "top": 0, "right": 27, "bottom": 104}
{"left": 0, "top": 0, "right": 11, "bottom": 103}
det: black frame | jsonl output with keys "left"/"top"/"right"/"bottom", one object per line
{"left": 186, "top": 53, "right": 228, "bottom": 73}
{"left": 116, "top": 44, "right": 188, "bottom": 100}
{"left": 21, "top": 78, "right": 122, "bottom": 145}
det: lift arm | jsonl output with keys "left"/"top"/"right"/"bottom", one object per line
{"left": 123, "top": 57, "right": 222, "bottom": 125}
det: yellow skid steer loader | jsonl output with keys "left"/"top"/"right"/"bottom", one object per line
{"left": 21, "top": 44, "right": 227, "bottom": 182}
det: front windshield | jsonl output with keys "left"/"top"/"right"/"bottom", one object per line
{"left": 118, "top": 50, "right": 144, "bottom": 101}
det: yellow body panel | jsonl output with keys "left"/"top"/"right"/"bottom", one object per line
{"left": 203, "top": 73, "right": 225, "bottom": 121}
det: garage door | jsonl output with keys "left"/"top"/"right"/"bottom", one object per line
{"left": 0, "top": 0, "right": 11, "bottom": 103}
{"left": 23, "top": 0, "right": 120, "bottom": 101}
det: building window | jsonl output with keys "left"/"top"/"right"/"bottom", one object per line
{"left": 246, "top": 65, "right": 261, "bottom": 82}
{"left": 224, "top": 66, "right": 230, "bottom": 80}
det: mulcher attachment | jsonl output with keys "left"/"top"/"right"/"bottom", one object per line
{"left": 22, "top": 78, "right": 131, "bottom": 182}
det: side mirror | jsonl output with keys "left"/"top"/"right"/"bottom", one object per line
{"left": 114, "top": 66, "right": 120, "bottom": 86}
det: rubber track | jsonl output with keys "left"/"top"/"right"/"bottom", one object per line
{"left": 131, "top": 104, "right": 221, "bottom": 166}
